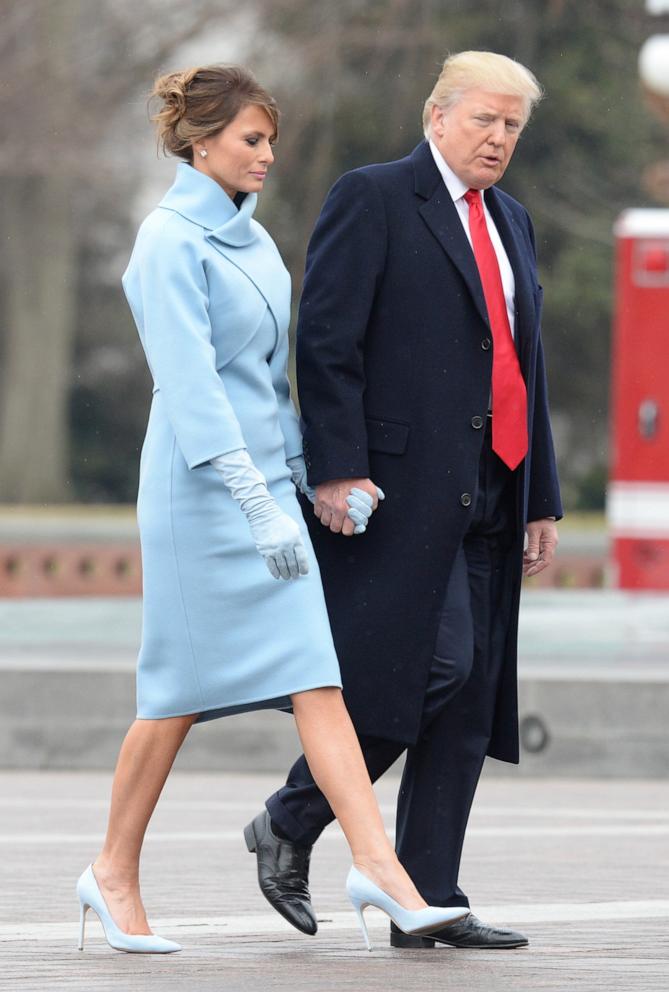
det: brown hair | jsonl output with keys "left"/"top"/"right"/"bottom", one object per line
{"left": 150, "top": 64, "right": 279, "bottom": 162}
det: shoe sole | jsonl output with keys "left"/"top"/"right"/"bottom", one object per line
{"left": 390, "top": 931, "right": 528, "bottom": 950}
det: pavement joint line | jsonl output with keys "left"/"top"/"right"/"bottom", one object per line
{"left": 1, "top": 798, "right": 668, "bottom": 820}
{"left": 3, "top": 824, "right": 669, "bottom": 844}
{"left": 2, "top": 900, "right": 669, "bottom": 943}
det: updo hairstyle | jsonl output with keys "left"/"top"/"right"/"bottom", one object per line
{"left": 150, "top": 64, "right": 279, "bottom": 162}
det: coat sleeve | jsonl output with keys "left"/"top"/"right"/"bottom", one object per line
{"left": 124, "top": 215, "right": 247, "bottom": 470}
{"left": 527, "top": 332, "right": 563, "bottom": 521}
{"left": 268, "top": 328, "right": 303, "bottom": 461}
{"left": 296, "top": 169, "right": 388, "bottom": 485}
{"left": 523, "top": 209, "right": 563, "bottom": 522}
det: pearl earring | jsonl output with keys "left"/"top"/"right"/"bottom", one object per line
{"left": 199, "top": 149, "right": 207, "bottom": 158}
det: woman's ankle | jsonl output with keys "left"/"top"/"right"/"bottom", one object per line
{"left": 353, "top": 848, "right": 400, "bottom": 873}
{"left": 93, "top": 855, "right": 141, "bottom": 887}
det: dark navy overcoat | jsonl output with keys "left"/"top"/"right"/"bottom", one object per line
{"left": 297, "top": 141, "right": 562, "bottom": 763}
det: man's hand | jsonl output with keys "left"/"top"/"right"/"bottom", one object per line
{"left": 314, "top": 478, "right": 383, "bottom": 536}
{"left": 523, "top": 518, "right": 559, "bottom": 577}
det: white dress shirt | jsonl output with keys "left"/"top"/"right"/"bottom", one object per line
{"left": 429, "top": 140, "right": 516, "bottom": 340}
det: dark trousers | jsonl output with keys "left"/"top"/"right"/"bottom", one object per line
{"left": 266, "top": 421, "right": 518, "bottom": 907}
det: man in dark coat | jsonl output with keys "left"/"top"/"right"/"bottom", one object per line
{"left": 246, "top": 50, "right": 562, "bottom": 949}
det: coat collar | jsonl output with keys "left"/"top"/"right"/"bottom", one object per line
{"left": 412, "top": 141, "right": 490, "bottom": 330}
{"left": 158, "top": 162, "right": 258, "bottom": 247}
{"left": 412, "top": 140, "right": 535, "bottom": 365}
{"left": 158, "top": 162, "right": 289, "bottom": 336}
{"left": 483, "top": 185, "right": 535, "bottom": 369}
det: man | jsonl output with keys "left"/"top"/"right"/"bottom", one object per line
{"left": 245, "top": 51, "right": 562, "bottom": 950}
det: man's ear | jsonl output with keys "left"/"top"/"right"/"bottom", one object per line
{"left": 431, "top": 104, "right": 448, "bottom": 139}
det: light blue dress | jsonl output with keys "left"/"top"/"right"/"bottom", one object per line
{"left": 122, "top": 163, "right": 342, "bottom": 722}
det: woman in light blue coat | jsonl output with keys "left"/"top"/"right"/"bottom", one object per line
{"left": 75, "top": 65, "right": 464, "bottom": 955}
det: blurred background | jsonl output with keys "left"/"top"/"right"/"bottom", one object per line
{"left": 0, "top": 0, "right": 668, "bottom": 776}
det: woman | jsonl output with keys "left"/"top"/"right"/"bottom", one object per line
{"left": 76, "top": 64, "right": 465, "bottom": 954}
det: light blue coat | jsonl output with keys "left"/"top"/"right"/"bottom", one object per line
{"left": 122, "top": 163, "right": 341, "bottom": 721}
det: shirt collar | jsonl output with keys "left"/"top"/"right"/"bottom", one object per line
{"left": 428, "top": 139, "right": 470, "bottom": 204}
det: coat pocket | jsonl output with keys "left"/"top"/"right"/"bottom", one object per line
{"left": 365, "top": 416, "right": 410, "bottom": 455}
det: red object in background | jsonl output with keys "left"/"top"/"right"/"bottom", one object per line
{"left": 608, "top": 209, "right": 669, "bottom": 589}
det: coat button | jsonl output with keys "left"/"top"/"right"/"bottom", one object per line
{"left": 460, "top": 493, "right": 472, "bottom": 507}
{"left": 481, "top": 337, "right": 492, "bottom": 351}
{"left": 471, "top": 415, "right": 484, "bottom": 429}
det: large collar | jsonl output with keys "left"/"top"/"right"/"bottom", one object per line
{"left": 158, "top": 162, "right": 258, "bottom": 247}
{"left": 412, "top": 139, "right": 535, "bottom": 367}
{"left": 428, "top": 139, "right": 469, "bottom": 204}
{"left": 412, "top": 140, "right": 445, "bottom": 200}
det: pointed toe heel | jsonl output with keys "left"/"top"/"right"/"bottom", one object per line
{"left": 76, "top": 865, "right": 181, "bottom": 954}
{"left": 346, "top": 866, "right": 468, "bottom": 950}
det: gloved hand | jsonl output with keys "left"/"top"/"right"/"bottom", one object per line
{"left": 245, "top": 498, "right": 310, "bottom": 580}
{"left": 211, "top": 448, "right": 309, "bottom": 580}
{"left": 346, "top": 486, "right": 385, "bottom": 534}
{"left": 286, "top": 454, "right": 316, "bottom": 504}
{"left": 314, "top": 478, "right": 385, "bottom": 536}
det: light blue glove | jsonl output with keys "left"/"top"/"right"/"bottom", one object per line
{"left": 286, "top": 455, "right": 316, "bottom": 504}
{"left": 346, "top": 486, "right": 385, "bottom": 535}
{"left": 244, "top": 500, "right": 310, "bottom": 580}
{"left": 211, "top": 448, "right": 309, "bottom": 580}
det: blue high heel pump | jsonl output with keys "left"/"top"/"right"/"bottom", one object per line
{"left": 346, "top": 865, "right": 468, "bottom": 951}
{"left": 76, "top": 865, "right": 181, "bottom": 953}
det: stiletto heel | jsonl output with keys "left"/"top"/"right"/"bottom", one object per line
{"left": 78, "top": 903, "right": 87, "bottom": 951}
{"left": 349, "top": 897, "right": 373, "bottom": 951}
{"left": 75, "top": 865, "right": 181, "bottom": 953}
{"left": 346, "top": 866, "right": 468, "bottom": 950}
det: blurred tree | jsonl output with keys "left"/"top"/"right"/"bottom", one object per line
{"left": 252, "top": 0, "right": 667, "bottom": 509}
{"left": 0, "top": 0, "right": 235, "bottom": 502}
{"left": 1, "top": 0, "right": 665, "bottom": 506}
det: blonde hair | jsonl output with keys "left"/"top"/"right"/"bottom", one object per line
{"left": 150, "top": 64, "right": 279, "bottom": 162}
{"left": 422, "top": 51, "right": 543, "bottom": 137}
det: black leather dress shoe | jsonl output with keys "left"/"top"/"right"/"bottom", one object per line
{"left": 390, "top": 913, "right": 528, "bottom": 949}
{"left": 244, "top": 810, "right": 317, "bottom": 935}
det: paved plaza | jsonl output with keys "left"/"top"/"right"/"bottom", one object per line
{"left": 0, "top": 771, "right": 667, "bottom": 991}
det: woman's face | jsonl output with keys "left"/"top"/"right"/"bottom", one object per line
{"left": 194, "top": 104, "right": 276, "bottom": 199}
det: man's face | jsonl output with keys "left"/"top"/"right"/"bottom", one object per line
{"left": 431, "top": 88, "right": 526, "bottom": 190}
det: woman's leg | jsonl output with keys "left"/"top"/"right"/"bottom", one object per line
{"left": 291, "top": 687, "right": 426, "bottom": 909}
{"left": 92, "top": 714, "right": 198, "bottom": 934}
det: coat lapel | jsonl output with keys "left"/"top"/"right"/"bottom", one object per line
{"left": 413, "top": 143, "right": 490, "bottom": 331}
{"left": 412, "top": 141, "right": 536, "bottom": 372}
{"left": 206, "top": 197, "right": 291, "bottom": 338}
{"left": 210, "top": 239, "right": 292, "bottom": 341}
{"left": 484, "top": 186, "right": 536, "bottom": 371}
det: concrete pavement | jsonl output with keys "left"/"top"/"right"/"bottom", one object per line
{"left": 0, "top": 771, "right": 668, "bottom": 991}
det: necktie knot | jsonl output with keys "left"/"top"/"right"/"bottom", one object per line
{"left": 464, "top": 188, "right": 481, "bottom": 208}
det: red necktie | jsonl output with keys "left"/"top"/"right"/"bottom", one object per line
{"left": 464, "top": 189, "right": 528, "bottom": 470}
